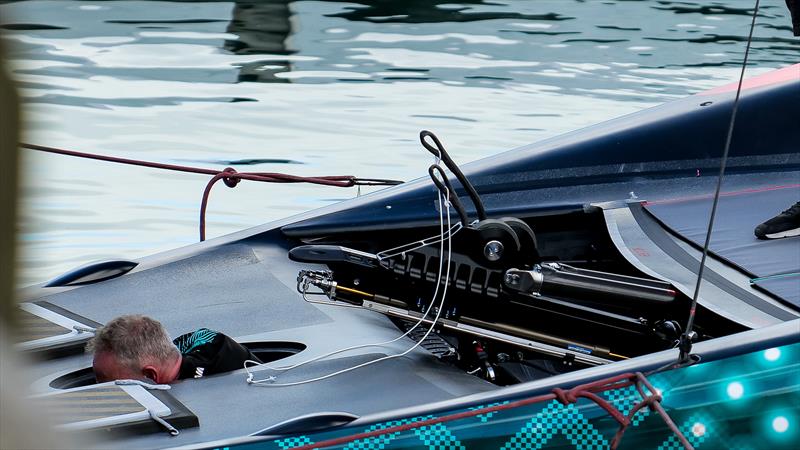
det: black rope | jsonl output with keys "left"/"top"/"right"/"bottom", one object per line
{"left": 419, "top": 130, "right": 487, "bottom": 221}
{"left": 679, "top": 0, "right": 762, "bottom": 361}
{"left": 429, "top": 165, "right": 469, "bottom": 226}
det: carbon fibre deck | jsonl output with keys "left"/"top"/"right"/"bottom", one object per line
{"left": 644, "top": 184, "right": 800, "bottom": 308}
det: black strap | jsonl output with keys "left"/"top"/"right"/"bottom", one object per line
{"left": 420, "top": 130, "right": 487, "bottom": 221}
{"left": 428, "top": 165, "right": 469, "bottom": 226}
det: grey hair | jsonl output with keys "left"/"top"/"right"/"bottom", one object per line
{"left": 87, "top": 315, "right": 179, "bottom": 370}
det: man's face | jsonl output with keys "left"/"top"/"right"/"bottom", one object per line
{"left": 92, "top": 351, "right": 141, "bottom": 383}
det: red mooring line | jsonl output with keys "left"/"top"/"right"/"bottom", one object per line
{"left": 21, "top": 143, "right": 402, "bottom": 241}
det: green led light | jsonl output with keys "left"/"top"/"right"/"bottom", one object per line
{"left": 764, "top": 348, "right": 781, "bottom": 362}
{"left": 691, "top": 421, "right": 707, "bottom": 438}
{"left": 772, "top": 416, "right": 789, "bottom": 433}
{"left": 726, "top": 381, "right": 744, "bottom": 400}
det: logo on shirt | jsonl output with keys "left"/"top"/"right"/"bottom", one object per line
{"left": 174, "top": 328, "right": 219, "bottom": 354}
{"left": 194, "top": 367, "right": 205, "bottom": 378}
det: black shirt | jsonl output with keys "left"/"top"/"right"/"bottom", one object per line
{"left": 173, "top": 328, "right": 261, "bottom": 379}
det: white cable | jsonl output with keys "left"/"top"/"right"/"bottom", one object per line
{"left": 244, "top": 160, "right": 453, "bottom": 378}
{"left": 376, "top": 222, "right": 462, "bottom": 261}
{"left": 244, "top": 190, "right": 448, "bottom": 376}
{"left": 245, "top": 186, "right": 454, "bottom": 386}
{"left": 247, "top": 206, "right": 452, "bottom": 386}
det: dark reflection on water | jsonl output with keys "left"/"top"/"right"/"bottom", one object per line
{"left": 106, "top": 19, "right": 228, "bottom": 24}
{"left": 647, "top": 35, "right": 800, "bottom": 44}
{"left": 178, "top": 158, "right": 304, "bottom": 166}
{"left": 323, "top": 0, "right": 573, "bottom": 24}
{"left": 225, "top": 1, "right": 292, "bottom": 82}
{"left": 596, "top": 26, "right": 642, "bottom": 31}
{"left": 651, "top": 3, "right": 779, "bottom": 17}
{"left": 506, "top": 30, "right": 581, "bottom": 36}
{"left": 226, "top": 1, "right": 291, "bottom": 54}
{"left": 0, "top": 23, "right": 67, "bottom": 30}
{"left": 23, "top": 94, "right": 259, "bottom": 109}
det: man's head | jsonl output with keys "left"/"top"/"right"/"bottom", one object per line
{"left": 88, "top": 315, "right": 181, "bottom": 384}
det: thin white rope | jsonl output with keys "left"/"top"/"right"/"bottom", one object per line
{"left": 245, "top": 193, "right": 453, "bottom": 386}
{"left": 376, "top": 222, "right": 462, "bottom": 261}
{"left": 245, "top": 184, "right": 455, "bottom": 386}
{"left": 244, "top": 189, "right": 449, "bottom": 376}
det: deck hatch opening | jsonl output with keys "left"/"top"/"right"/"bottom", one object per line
{"left": 242, "top": 341, "right": 307, "bottom": 363}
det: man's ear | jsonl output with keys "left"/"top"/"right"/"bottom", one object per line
{"left": 141, "top": 365, "right": 160, "bottom": 383}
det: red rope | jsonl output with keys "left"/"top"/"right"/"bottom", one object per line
{"left": 289, "top": 372, "right": 692, "bottom": 450}
{"left": 21, "top": 143, "right": 402, "bottom": 241}
{"left": 622, "top": 373, "right": 693, "bottom": 450}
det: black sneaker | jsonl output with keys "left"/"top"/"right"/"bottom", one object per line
{"left": 754, "top": 201, "right": 800, "bottom": 239}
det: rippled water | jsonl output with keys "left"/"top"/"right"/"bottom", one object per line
{"left": 1, "top": 0, "right": 798, "bottom": 285}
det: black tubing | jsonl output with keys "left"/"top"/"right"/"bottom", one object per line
{"left": 420, "top": 130, "right": 487, "bottom": 221}
{"left": 428, "top": 165, "right": 469, "bottom": 226}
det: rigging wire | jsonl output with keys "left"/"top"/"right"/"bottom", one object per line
{"left": 679, "top": 0, "right": 762, "bottom": 361}
{"left": 376, "top": 222, "right": 462, "bottom": 262}
{"left": 244, "top": 162, "right": 456, "bottom": 386}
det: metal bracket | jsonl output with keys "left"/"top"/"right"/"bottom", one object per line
{"left": 148, "top": 409, "right": 179, "bottom": 436}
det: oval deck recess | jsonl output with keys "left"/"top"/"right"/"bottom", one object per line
{"left": 50, "top": 367, "right": 96, "bottom": 389}
{"left": 252, "top": 412, "right": 359, "bottom": 436}
{"left": 242, "top": 341, "right": 306, "bottom": 363}
{"left": 45, "top": 260, "right": 138, "bottom": 287}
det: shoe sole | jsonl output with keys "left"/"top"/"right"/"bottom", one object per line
{"left": 764, "top": 227, "right": 800, "bottom": 239}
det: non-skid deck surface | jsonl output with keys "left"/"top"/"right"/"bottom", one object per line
{"left": 756, "top": 276, "right": 799, "bottom": 307}
{"left": 33, "top": 386, "right": 145, "bottom": 425}
{"left": 644, "top": 185, "right": 800, "bottom": 308}
{"left": 16, "top": 307, "right": 71, "bottom": 343}
{"left": 15, "top": 303, "right": 103, "bottom": 356}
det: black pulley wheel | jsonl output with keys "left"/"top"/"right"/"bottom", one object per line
{"left": 500, "top": 217, "right": 540, "bottom": 264}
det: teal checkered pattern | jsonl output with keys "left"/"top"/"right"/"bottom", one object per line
{"left": 657, "top": 414, "right": 710, "bottom": 450}
{"left": 344, "top": 416, "right": 433, "bottom": 450}
{"left": 602, "top": 384, "right": 651, "bottom": 427}
{"left": 468, "top": 401, "right": 510, "bottom": 423}
{"left": 501, "top": 400, "right": 609, "bottom": 450}
{"left": 414, "top": 423, "right": 466, "bottom": 450}
{"left": 275, "top": 435, "right": 313, "bottom": 449}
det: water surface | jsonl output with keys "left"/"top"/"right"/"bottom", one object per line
{"left": 1, "top": 0, "right": 797, "bottom": 285}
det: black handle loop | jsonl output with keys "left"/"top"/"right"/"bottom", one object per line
{"left": 420, "top": 130, "right": 487, "bottom": 221}
{"left": 428, "top": 165, "right": 469, "bottom": 226}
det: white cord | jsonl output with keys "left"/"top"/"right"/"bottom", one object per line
{"left": 114, "top": 379, "right": 171, "bottom": 390}
{"left": 376, "top": 222, "right": 462, "bottom": 261}
{"left": 244, "top": 191, "right": 448, "bottom": 376}
{"left": 244, "top": 161, "right": 454, "bottom": 380}
{"left": 245, "top": 186, "right": 455, "bottom": 386}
